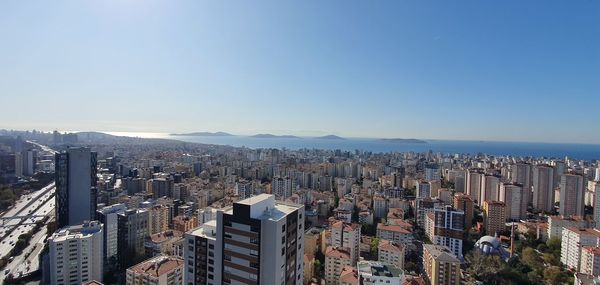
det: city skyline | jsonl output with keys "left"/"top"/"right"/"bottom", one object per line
{"left": 1, "top": 1, "right": 599, "bottom": 143}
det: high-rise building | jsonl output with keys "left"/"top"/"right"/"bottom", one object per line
{"left": 499, "top": 183, "right": 524, "bottom": 220}
{"left": 560, "top": 227, "right": 600, "bottom": 271}
{"left": 417, "top": 181, "right": 431, "bottom": 198}
{"left": 425, "top": 164, "right": 441, "bottom": 182}
{"left": 559, "top": 173, "right": 585, "bottom": 217}
{"left": 118, "top": 209, "right": 150, "bottom": 269}
{"left": 330, "top": 220, "right": 361, "bottom": 265}
{"left": 466, "top": 169, "right": 484, "bottom": 205}
{"left": 49, "top": 221, "right": 104, "bottom": 285}
{"left": 216, "top": 194, "right": 305, "bottom": 285}
{"left": 424, "top": 206, "right": 465, "bottom": 260}
{"left": 126, "top": 255, "right": 184, "bottom": 285}
{"left": 482, "top": 201, "right": 507, "bottom": 236}
{"left": 149, "top": 205, "right": 170, "bottom": 234}
{"left": 511, "top": 163, "right": 532, "bottom": 208}
{"left": 55, "top": 147, "right": 98, "bottom": 228}
{"left": 272, "top": 176, "right": 295, "bottom": 200}
{"left": 184, "top": 220, "right": 219, "bottom": 285}
{"left": 235, "top": 180, "right": 254, "bottom": 200}
{"left": 481, "top": 175, "right": 500, "bottom": 203}
{"left": 453, "top": 194, "right": 474, "bottom": 231}
{"left": 532, "top": 164, "right": 555, "bottom": 213}
{"left": 423, "top": 244, "right": 461, "bottom": 285}
{"left": 96, "top": 203, "right": 126, "bottom": 265}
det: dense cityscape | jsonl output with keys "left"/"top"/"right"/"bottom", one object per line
{"left": 1, "top": 1, "right": 598, "bottom": 284}
{"left": 0, "top": 130, "right": 598, "bottom": 284}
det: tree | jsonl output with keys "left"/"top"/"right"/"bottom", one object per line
{"left": 543, "top": 253, "right": 559, "bottom": 266}
{"left": 313, "top": 259, "right": 322, "bottom": 276}
{"left": 521, "top": 247, "right": 543, "bottom": 272}
{"left": 370, "top": 238, "right": 380, "bottom": 256}
{"left": 543, "top": 266, "right": 566, "bottom": 285}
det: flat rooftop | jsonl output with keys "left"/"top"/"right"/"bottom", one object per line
{"left": 358, "top": 261, "right": 403, "bottom": 277}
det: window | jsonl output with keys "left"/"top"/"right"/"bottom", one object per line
{"left": 282, "top": 225, "right": 286, "bottom": 233}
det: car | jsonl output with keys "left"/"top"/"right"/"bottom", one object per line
{"left": 4, "top": 269, "right": 9, "bottom": 275}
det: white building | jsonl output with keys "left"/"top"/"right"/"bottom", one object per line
{"left": 499, "top": 183, "right": 524, "bottom": 220}
{"left": 373, "top": 196, "right": 388, "bottom": 219}
{"left": 216, "top": 194, "right": 304, "bottom": 285}
{"left": 49, "top": 221, "right": 104, "bottom": 285}
{"left": 357, "top": 261, "right": 404, "bottom": 285}
{"left": 184, "top": 220, "right": 218, "bottom": 285}
{"left": 560, "top": 227, "right": 600, "bottom": 271}
{"left": 97, "top": 203, "right": 126, "bottom": 262}
{"left": 547, "top": 215, "right": 589, "bottom": 240}
{"left": 466, "top": 170, "right": 485, "bottom": 205}
{"left": 424, "top": 206, "right": 465, "bottom": 260}
{"left": 532, "top": 165, "right": 555, "bottom": 213}
{"left": 559, "top": 174, "right": 585, "bottom": 217}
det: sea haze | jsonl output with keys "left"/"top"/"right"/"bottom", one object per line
{"left": 105, "top": 132, "right": 600, "bottom": 160}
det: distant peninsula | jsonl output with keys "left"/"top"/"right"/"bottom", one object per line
{"left": 379, "top": 138, "right": 427, "bottom": 144}
{"left": 251, "top": 134, "right": 301, "bottom": 139}
{"left": 170, "top": 131, "right": 233, "bottom": 137}
{"left": 315, "top": 135, "right": 345, "bottom": 140}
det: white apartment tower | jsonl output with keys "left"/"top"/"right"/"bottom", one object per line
{"left": 559, "top": 173, "right": 585, "bottom": 217}
{"left": 216, "top": 194, "right": 305, "bottom": 285}
{"left": 49, "top": 221, "right": 104, "bottom": 285}
{"left": 532, "top": 164, "right": 555, "bottom": 213}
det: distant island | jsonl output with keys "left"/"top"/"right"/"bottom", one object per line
{"left": 251, "top": 134, "right": 301, "bottom": 139}
{"left": 315, "top": 135, "right": 345, "bottom": 140}
{"left": 379, "top": 138, "right": 427, "bottom": 144}
{"left": 170, "top": 132, "right": 233, "bottom": 137}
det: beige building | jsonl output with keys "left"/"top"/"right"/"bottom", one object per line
{"left": 330, "top": 220, "right": 361, "bottom": 264}
{"left": 126, "top": 255, "right": 184, "bottom": 285}
{"left": 339, "top": 266, "right": 359, "bottom": 285}
{"left": 304, "top": 227, "right": 324, "bottom": 255}
{"left": 149, "top": 205, "right": 170, "bottom": 234}
{"left": 325, "top": 247, "right": 352, "bottom": 285}
{"left": 482, "top": 200, "right": 507, "bottom": 235}
{"left": 378, "top": 239, "right": 405, "bottom": 269}
{"left": 303, "top": 254, "right": 315, "bottom": 285}
{"left": 172, "top": 215, "right": 197, "bottom": 232}
{"left": 423, "top": 244, "right": 461, "bottom": 285}
{"left": 453, "top": 194, "right": 473, "bottom": 231}
{"left": 580, "top": 246, "right": 600, "bottom": 276}
{"left": 144, "top": 230, "right": 184, "bottom": 257}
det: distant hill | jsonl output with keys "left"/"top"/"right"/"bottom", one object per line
{"left": 379, "top": 138, "right": 427, "bottom": 144}
{"left": 170, "top": 131, "right": 233, "bottom": 137}
{"left": 315, "top": 135, "right": 345, "bottom": 140}
{"left": 251, "top": 134, "right": 301, "bottom": 139}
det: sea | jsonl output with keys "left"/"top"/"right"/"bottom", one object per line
{"left": 105, "top": 132, "right": 600, "bottom": 161}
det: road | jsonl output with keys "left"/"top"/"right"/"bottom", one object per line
{"left": 0, "top": 196, "right": 54, "bottom": 281}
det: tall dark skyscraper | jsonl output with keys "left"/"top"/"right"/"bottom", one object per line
{"left": 55, "top": 147, "right": 98, "bottom": 228}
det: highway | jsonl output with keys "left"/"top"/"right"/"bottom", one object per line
{"left": 0, "top": 142, "right": 58, "bottom": 280}
{"left": 0, "top": 194, "right": 54, "bottom": 280}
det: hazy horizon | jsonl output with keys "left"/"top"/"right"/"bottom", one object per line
{"left": 1, "top": 1, "right": 599, "bottom": 144}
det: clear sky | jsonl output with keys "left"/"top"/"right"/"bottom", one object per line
{"left": 0, "top": 1, "right": 598, "bottom": 143}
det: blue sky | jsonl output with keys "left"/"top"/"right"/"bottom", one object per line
{"left": 0, "top": 1, "right": 598, "bottom": 143}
